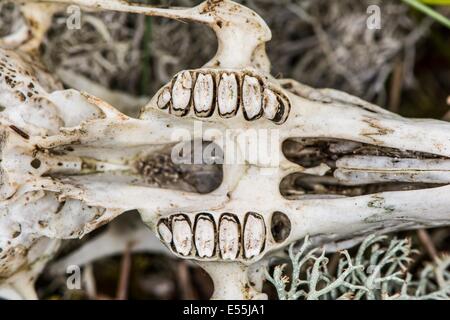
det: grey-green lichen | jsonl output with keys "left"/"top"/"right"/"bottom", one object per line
{"left": 265, "top": 235, "right": 450, "bottom": 300}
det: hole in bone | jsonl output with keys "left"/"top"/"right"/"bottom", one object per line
{"left": 283, "top": 138, "right": 449, "bottom": 169}
{"left": 270, "top": 211, "right": 291, "bottom": 243}
{"left": 280, "top": 172, "right": 446, "bottom": 199}
{"left": 281, "top": 137, "right": 450, "bottom": 197}
{"left": 30, "top": 158, "right": 41, "bottom": 169}
{"left": 46, "top": 142, "right": 223, "bottom": 194}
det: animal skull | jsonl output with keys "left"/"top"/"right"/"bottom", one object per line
{"left": 1, "top": 0, "right": 450, "bottom": 299}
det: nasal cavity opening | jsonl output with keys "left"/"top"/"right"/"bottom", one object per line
{"left": 270, "top": 211, "right": 291, "bottom": 243}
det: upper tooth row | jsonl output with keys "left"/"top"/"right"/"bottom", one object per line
{"left": 157, "top": 212, "right": 266, "bottom": 261}
{"left": 156, "top": 70, "right": 290, "bottom": 124}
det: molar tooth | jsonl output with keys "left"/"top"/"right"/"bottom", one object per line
{"left": 194, "top": 214, "right": 216, "bottom": 258}
{"left": 219, "top": 214, "right": 240, "bottom": 260}
{"left": 243, "top": 212, "right": 266, "bottom": 259}
{"left": 172, "top": 215, "right": 192, "bottom": 256}
{"left": 242, "top": 75, "right": 262, "bottom": 120}
{"left": 157, "top": 220, "right": 172, "bottom": 245}
{"left": 157, "top": 87, "right": 171, "bottom": 109}
{"left": 217, "top": 73, "right": 238, "bottom": 117}
{"left": 193, "top": 73, "right": 214, "bottom": 117}
{"left": 262, "top": 88, "right": 279, "bottom": 120}
{"left": 171, "top": 71, "right": 192, "bottom": 116}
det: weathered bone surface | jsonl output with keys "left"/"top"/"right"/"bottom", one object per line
{"left": 2, "top": 0, "right": 450, "bottom": 300}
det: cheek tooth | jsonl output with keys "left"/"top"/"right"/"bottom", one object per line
{"left": 157, "top": 220, "right": 172, "bottom": 245}
{"left": 217, "top": 73, "right": 238, "bottom": 117}
{"left": 194, "top": 214, "right": 216, "bottom": 258}
{"left": 171, "top": 71, "right": 192, "bottom": 116}
{"left": 157, "top": 87, "right": 171, "bottom": 109}
{"left": 172, "top": 215, "right": 192, "bottom": 256}
{"left": 243, "top": 212, "right": 266, "bottom": 259}
{"left": 219, "top": 214, "right": 240, "bottom": 260}
{"left": 242, "top": 75, "right": 262, "bottom": 120}
{"left": 262, "top": 88, "right": 279, "bottom": 120}
{"left": 193, "top": 73, "right": 214, "bottom": 117}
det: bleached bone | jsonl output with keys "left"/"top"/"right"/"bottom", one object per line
{"left": 2, "top": 0, "right": 450, "bottom": 300}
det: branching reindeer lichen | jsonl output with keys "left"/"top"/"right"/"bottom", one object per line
{"left": 266, "top": 235, "right": 450, "bottom": 300}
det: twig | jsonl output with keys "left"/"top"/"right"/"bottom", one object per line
{"left": 389, "top": 58, "right": 404, "bottom": 113}
{"left": 116, "top": 242, "right": 132, "bottom": 300}
{"left": 417, "top": 229, "right": 439, "bottom": 262}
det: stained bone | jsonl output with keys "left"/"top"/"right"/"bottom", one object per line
{"left": 242, "top": 75, "right": 262, "bottom": 120}
{"left": 193, "top": 73, "right": 214, "bottom": 117}
{"left": 217, "top": 73, "right": 238, "bottom": 117}
{"left": 157, "top": 87, "right": 171, "bottom": 109}
{"left": 243, "top": 212, "right": 266, "bottom": 259}
{"left": 171, "top": 215, "right": 192, "bottom": 256}
{"left": 219, "top": 214, "right": 240, "bottom": 260}
{"left": 171, "top": 71, "right": 192, "bottom": 115}
{"left": 194, "top": 214, "right": 216, "bottom": 258}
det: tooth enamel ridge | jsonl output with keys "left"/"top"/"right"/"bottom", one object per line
{"left": 171, "top": 71, "right": 192, "bottom": 115}
{"left": 153, "top": 69, "right": 290, "bottom": 123}
{"left": 194, "top": 213, "right": 216, "bottom": 258}
{"left": 157, "top": 87, "right": 171, "bottom": 109}
{"left": 157, "top": 219, "right": 172, "bottom": 244}
{"left": 243, "top": 212, "right": 266, "bottom": 259}
{"left": 242, "top": 75, "right": 263, "bottom": 120}
{"left": 193, "top": 73, "right": 215, "bottom": 117}
{"left": 157, "top": 212, "right": 267, "bottom": 261}
{"left": 219, "top": 213, "right": 241, "bottom": 260}
{"left": 263, "top": 88, "right": 278, "bottom": 120}
{"left": 171, "top": 214, "right": 193, "bottom": 256}
{"left": 217, "top": 73, "right": 239, "bottom": 117}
